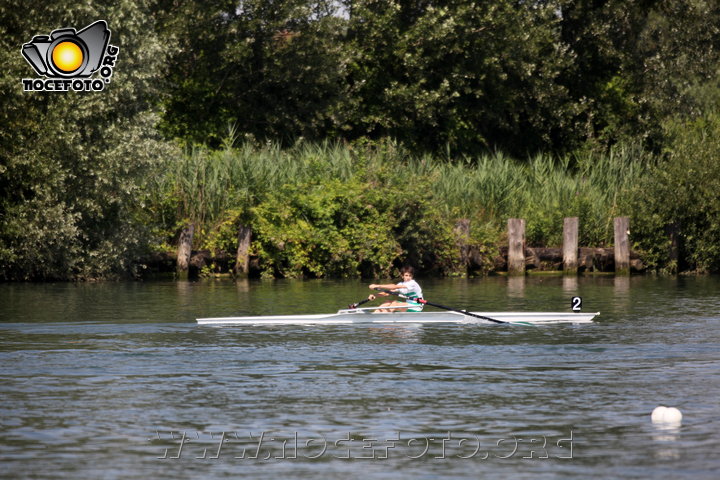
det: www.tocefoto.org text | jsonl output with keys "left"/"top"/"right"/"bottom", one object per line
{"left": 153, "top": 430, "right": 574, "bottom": 460}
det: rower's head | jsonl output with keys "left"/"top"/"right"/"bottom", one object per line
{"left": 400, "top": 266, "right": 415, "bottom": 281}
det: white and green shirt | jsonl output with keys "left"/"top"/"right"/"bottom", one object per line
{"left": 397, "top": 280, "right": 423, "bottom": 311}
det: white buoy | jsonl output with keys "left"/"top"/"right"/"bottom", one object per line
{"left": 651, "top": 406, "right": 683, "bottom": 425}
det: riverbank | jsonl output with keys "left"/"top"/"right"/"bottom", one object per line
{"left": 141, "top": 245, "right": 646, "bottom": 280}
{"left": 4, "top": 134, "right": 720, "bottom": 281}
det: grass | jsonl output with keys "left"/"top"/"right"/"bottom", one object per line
{"left": 157, "top": 138, "right": 650, "bottom": 251}
{"left": 431, "top": 144, "right": 649, "bottom": 246}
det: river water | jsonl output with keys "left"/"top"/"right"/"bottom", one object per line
{"left": 1, "top": 276, "right": 719, "bottom": 479}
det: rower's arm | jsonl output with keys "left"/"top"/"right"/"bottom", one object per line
{"left": 369, "top": 283, "right": 401, "bottom": 291}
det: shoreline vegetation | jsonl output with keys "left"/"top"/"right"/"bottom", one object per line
{"left": 2, "top": 2, "right": 720, "bottom": 281}
{"left": 150, "top": 138, "right": 653, "bottom": 280}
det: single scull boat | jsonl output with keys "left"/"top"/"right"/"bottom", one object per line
{"left": 196, "top": 306, "right": 599, "bottom": 326}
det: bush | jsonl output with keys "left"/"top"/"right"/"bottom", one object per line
{"left": 250, "top": 175, "right": 459, "bottom": 278}
{"left": 626, "top": 111, "right": 720, "bottom": 273}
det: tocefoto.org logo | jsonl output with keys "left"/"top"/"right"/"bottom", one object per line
{"left": 21, "top": 20, "right": 119, "bottom": 92}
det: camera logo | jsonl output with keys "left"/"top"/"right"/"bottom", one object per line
{"left": 21, "top": 20, "right": 119, "bottom": 92}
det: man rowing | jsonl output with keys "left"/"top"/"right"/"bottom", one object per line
{"left": 368, "top": 266, "right": 424, "bottom": 313}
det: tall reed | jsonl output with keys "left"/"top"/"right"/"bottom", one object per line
{"left": 431, "top": 144, "right": 649, "bottom": 246}
{"left": 158, "top": 140, "right": 365, "bottom": 243}
{"left": 157, "top": 138, "right": 649, "bottom": 252}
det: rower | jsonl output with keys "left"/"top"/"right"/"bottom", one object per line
{"left": 368, "top": 266, "right": 423, "bottom": 313}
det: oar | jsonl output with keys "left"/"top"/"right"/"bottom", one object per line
{"left": 373, "top": 288, "right": 513, "bottom": 325}
{"left": 347, "top": 297, "right": 373, "bottom": 309}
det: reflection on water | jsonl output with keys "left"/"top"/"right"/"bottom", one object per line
{"left": 613, "top": 276, "right": 631, "bottom": 311}
{"left": 652, "top": 424, "right": 682, "bottom": 443}
{"left": 562, "top": 275, "right": 578, "bottom": 294}
{"left": 651, "top": 423, "right": 682, "bottom": 460}
{"left": 506, "top": 276, "right": 525, "bottom": 298}
{"left": 235, "top": 278, "right": 251, "bottom": 294}
{"left": 1, "top": 276, "right": 720, "bottom": 479}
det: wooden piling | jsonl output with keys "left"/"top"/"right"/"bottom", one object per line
{"left": 508, "top": 218, "right": 526, "bottom": 275}
{"left": 234, "top": 224, "right": 253, "bottom": 276}
{"left": 614, "top": 217, "right": 630, "bottom": 274}
{"left": 665, "top": 221, "right": 680, "bottom": 272}
{"left": 177, "top": 223, "right": 195, "bottom": 278}
{"left": 563, "top": 217, "right": 579, "bottom": 274}
{"left": 454, "top": 218, "right": 471, "bottom": 272}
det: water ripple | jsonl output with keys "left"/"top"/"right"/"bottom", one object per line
{"left": 2, "top": 277, "right": 720, "bottom": 479}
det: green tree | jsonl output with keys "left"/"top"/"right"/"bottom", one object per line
{"left": 339, "top": 0, "right": 576, "bottom": 156}
{"left": 556, "top": 0, "right": 720, "bottom": 151}
{"left": 157, "top": 0, "right": 347, "bottom": 146}
{"left": 0, "top": 0, "right": 175, "bottom": 280}
{"left": 625, "top": 79, "right": 720, "bottom": 273}
{"left": 630, "top": 0, "right": 720, "bottom": 140}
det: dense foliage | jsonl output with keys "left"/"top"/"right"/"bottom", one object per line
{"left": 0, "top": 0, "right": 176, "bottom": 280}
{"left": 2, "top": 0, "right": 720, "bottom": 279}
{"left": 154, "top": 0, "right": 720, "bottom": 156}
{"left": 154, "top": 139, "right": 646, "bottom": 277}
{"left": 625, "top": 88, "right": 720, "bottom": 274}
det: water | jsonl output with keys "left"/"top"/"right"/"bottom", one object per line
{"left": 1, "top": 276, "right": 719, "bottom": 479}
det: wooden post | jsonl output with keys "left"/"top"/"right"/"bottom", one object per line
{"left": 234, "top": 224, "right": 253, "bottom": 276}
{"left": 614, "top": 217, "right": 630, "bottom": 274}
{"left": 563, "top": 217, "right": 579, "bottom": 274}
{"left": 665, "top": 221, "right": 680, "bottom": 272}
{"left": 507, "top": 218, "right": 526, "bottom": 275}
{"left": 177, "top": 223, "right": 194, "bottom": 278}
{"left": 454, "top": 218, "right": 471, "bottom": 271}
